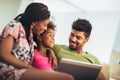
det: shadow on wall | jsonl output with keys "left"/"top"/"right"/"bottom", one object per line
{"left": 110, "top": 52, "right": 120, "bottom": 80}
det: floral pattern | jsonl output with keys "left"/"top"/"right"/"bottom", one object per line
{"left": 0, "top": 20, "right": 34, "bottom": 80}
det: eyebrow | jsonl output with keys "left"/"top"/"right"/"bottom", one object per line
{"left": 45, "top": 31, "right": 55, "bottom": 35}
{"left": 71, "top": 32, "right": 82, "bottom": 39}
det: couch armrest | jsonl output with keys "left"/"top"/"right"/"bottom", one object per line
{"left": 102, "top": 63, "right": 110, "bottom": 80}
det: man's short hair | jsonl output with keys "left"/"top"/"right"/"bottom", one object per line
{"left": 72, "top": 18, "right": 92, "bottom": 38}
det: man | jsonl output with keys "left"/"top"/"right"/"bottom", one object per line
{"left": 53, "top": 18, "right": 105, "bottom": 80}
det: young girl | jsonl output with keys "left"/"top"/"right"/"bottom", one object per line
{"left": 32, "top": 21, "right": 57, "bottom": 71}
{"left": 0, "top": 2, "right": 74, "bottom": 80}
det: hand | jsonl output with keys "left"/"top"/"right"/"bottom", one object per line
{"left": 97, "top": 72, "right": 105, "bottom": 80}
{"left": 47, "top": 49, "right": 58, "bottom": 70}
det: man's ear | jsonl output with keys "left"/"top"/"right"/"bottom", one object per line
{"left": 85, "top": 37, "right": 90, "bottom": 43}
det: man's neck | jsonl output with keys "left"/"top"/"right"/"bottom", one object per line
{"left": 76, "top": 50, "right": 86, "bottom": 55}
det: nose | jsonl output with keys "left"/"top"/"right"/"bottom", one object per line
{"left": 44, "top": 26, "right": 47, "bottom": 30}
{"left": 70, "top": 36, "right": 76, "bottom": 42}
{"left": 52, "top": 36, "right": 54, "bottom": 42}
{"left": 53, "top": 38, "right": 55, "bottom": 42}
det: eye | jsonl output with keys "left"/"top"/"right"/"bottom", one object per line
{"left": 49, "top": 33, "right": 54, "bottom": 37}
{"left": 49, "top": 34, "right": 52, "bottom": 37}
{"left": 76, "top": 36, "right": 81, "bottom": 40}
{"left": 44, "top": 24, "right": 47, "bottom": 27}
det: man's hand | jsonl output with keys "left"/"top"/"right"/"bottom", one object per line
{"left": 97, "top": 72, "right": 105, "bottom": 80}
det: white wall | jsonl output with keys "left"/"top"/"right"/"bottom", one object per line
{"left": 112, "top": 19, "right": 120, "bottom": 53}
{"left": 0, "top": 0, "right": 33, "bottom": 33}
{"left": 17, "top": 0, "right": 33, "bottom": 14}
{"left": 0, "top": 0, "right": 21, "bottom": 33}
{"left": 85, "top": 12, "right": 120, "bottom": 63}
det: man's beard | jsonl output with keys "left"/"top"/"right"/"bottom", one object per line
{"left": 69, "top": 40, "right": 81, "bottom": 50}
{"left": 69, "top": 41, "right": 78, "bottom": 50}
{"left": 69, "top": 45, "right": 77, "bottom": 50}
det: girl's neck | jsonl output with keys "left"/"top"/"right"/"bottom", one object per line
{"left": 38, "top": 45, "right": 47, "bottom": 57}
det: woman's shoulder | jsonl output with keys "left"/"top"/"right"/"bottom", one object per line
{"left": 7, "top": 20, "right": 21, "bottom": 27}
{"left": 0, "top": 20, "right": 24, "bottom": 39}
{"left": 4, "top": 20, "right": 23, "bottom": 32}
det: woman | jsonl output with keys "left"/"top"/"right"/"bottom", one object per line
{"left": 0, "top": 2, "right": 74, "bottom": 80}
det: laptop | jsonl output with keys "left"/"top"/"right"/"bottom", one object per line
{"left": 56, "top": 58, "right": 102, "bottom": 80}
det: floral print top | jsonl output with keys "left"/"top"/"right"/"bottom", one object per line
{"left": 0, "top": 20, "right": 34, "bottom": 69}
